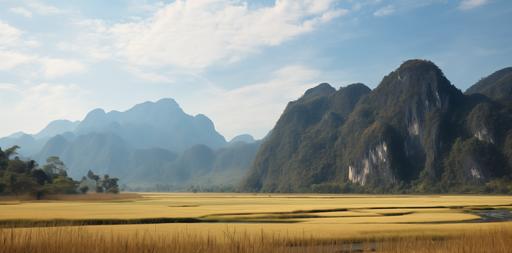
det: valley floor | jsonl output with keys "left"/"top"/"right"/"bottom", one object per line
{"left": 1, "top": 193, "right": 512, "bottom": 252}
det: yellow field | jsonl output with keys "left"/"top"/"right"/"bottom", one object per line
{"left": 1, "top": 193, "right": 512, "bottom": 252}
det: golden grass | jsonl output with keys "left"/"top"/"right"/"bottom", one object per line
{"left": 1, "top": 225, "right": 511, "bottom": 253}
{"left": 1, "top": 193, "right": 510, "bottom": 220}
{"left": 1, "top": 193, "right": 512, "bottom": 252}
{"left": 376, "top": 227, "right": 512, "bottom": 253}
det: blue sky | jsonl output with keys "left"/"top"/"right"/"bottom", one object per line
{"left": 0, "top": 0, "right": 511, "bottom": 139}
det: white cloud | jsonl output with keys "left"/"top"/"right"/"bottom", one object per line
{"left": 459, "top": 0, "right": 489, "bottom": 10}
{"left": 0, "top": 83, "right": 92, "bottom": 136}
{"left": 68, "top": 0, "right": 346, "bottom": 70}
{"left": 0, "top": 83, "right": 19, "bottom": 92}
{"left": 0, "top": 21, "right": 23, "bottom": 48}
{"left": 39, "top": 58, "right": 87, "bottom": 78}
{"left": 9, "top": 7, "right": 33, "bottom": 18}
{"left": 128, "top": 0, "right": 166, "bottom": 13}
{"left": 0, "top": 21, "right": 84, "bottom": 77}
{"left": 373, "top": 5, "right": 395, "bottom": 17}
{"left": 0, "top": 50, "right": 34, "bottom": 70}
{"left": 184, "top": 65, "right": 322, "bottom": 139}
{"left": 26, "top": 1, "right": 64, "bottom": 15}
{"left": 0, "top": 21, "right": 40, "bottom": 70}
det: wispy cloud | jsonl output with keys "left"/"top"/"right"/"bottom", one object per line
{"left": 39, "top": 58, "right": 87, "bottom": 79}
{"left": 9, "top": 7, "right": 33, "bottom": 18}
{"left": 185, "top": 65, "right": 322, "bottom": 138}
{"left": 26, "top": 0, "right": 65, "bottom": 15}
{"left": 459, "top": 0, "right": 489, "bottom": 10}
{"left": 0, "top": 50, "right": 35, "bottom": 70}
{"left": 0, "top": 82, "right": 93, "bottom": 136}
{"left": 0, "top": 83, "right": 19, "bottom": 92}
{"left": 0, "top": 21, "right": 36, "bottom": 70}
{"left": 65, "top": 0, "right": 347, "bottom": 71}
{"left": 373, "top": 5, "right": 395, "bottom": 17}
{"left": 0, "top": 20, "right": 85, "bottom": 77}
{"left": 0, "top": 21, "right": 23, "bottom": 48}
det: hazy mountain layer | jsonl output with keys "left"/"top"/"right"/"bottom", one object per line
{"left": 76, "top": 98, "right": 226, "bottom": 152}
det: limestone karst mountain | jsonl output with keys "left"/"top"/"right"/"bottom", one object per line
{"left": 242, "top": 60, "right": 512, "bottom": 193}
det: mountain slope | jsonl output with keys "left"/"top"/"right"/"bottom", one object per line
{"left": 0, "top": 119, "right": 79, "bottom": 156}
{"left": 35, "top": 120, "right": 80, "bottom": 139}
{"left": 242, "top": 60, "right": 512, "bottom": 193}
{"left": 30, "top": 98, "right": 260, "bottom": 189}
{"left": 76, "top": 98, "right": 226, "bottom": 152}
{"left": 466, "top": 67, "right": 512, "bottom": 103}
{"left": 243, "top": 82, "right": 371, "bottom": 192}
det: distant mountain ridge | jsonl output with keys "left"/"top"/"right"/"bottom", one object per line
{"left": 75, "top": 98, "right": 226, "bottom": 152}
{"left": 0, "top": 119, "right": 79, "bottom": 156}
{"left": 1, "top": 98, "right": 259, "bottom": 190}
{"left": 242, "top": 60, "right": 512, "bottom": 193}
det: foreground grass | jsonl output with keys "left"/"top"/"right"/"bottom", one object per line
{"left": 1, "top": 193, "right": 512, "bottom": 252}
{"left": 1, "top": 226, "right": 511, "bottom": 253}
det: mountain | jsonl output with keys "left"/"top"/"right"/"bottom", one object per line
{"left": 242, "top": 82, "right": 371, "bottom": 192}
{"left": 229, "top": 134, "right": 255, "bottom": 144}
{"left": 466, "top": 67, "right": 512, "bottom": 106}
{"left": 0, "top": 119, "right": 80, "bottom": 156}
{"left": 35, "top": 120, "right": 80, "bottom": 139}
{"left": 242, "top": 60, "right": 512, "bottom": 193}
{"left": 36, "top": 133, "right": 131, "bottom": 178}
{"left": 26, "top": 98, "right": 259, "bottom": 190}
{"left": 75, "top": 98, "right": 226, "bottom": 152}
{"left": 34, "top": 132, "right": 260, "bottom": 189}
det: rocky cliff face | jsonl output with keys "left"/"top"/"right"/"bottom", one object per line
{"left": 242, "top": 60, "right": 512, "bottom": 193}
{"left": 243, "top": 83, "right": 371, "bottom": 192}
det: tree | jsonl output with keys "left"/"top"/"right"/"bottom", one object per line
{"left": 7, "top": 157, "right": 29, "bottom": 173}
{"left": 87, "top": 170, "right": 100, "bottom": 181}
{"left": 0, "top": 148, "right": 7, "bottom": 170}
{"left": 43, "top": 156, "right": 68, "bottom": 177}
{"left": 92, "top": 174, "right": 120, "bottom": 194}
{"left": 0, "top": 147, "right": 121, "bottom": 197}
{"left": 3, "top": 145, "right": 19, "bottom": 159}
{"left": 100, "top": 174, "right": 119, "bottom": 194}
{"left": 78, "top": 185, "right": 89, "bottom": 194}
{"left": 31, "top": 169, "right": 50, "bottom": 185}
{"left": 46, "top": 176, "right": 77, "bottom": 194}
{"left": 1, "top": 171, "right": 39, "bottom": 196}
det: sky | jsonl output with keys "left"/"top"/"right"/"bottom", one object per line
{"left": 0, "top": 0, "right": 511, "bottom": 140}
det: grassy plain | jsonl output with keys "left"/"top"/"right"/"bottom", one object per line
{"left": 1, "top": 193, "right": 511, "bottom": 252}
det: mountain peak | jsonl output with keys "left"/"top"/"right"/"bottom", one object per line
{"left": 6, "top": 131, "right": 27, "bottom": 138}
{"left": 229, "top": 134, "right": 255, "bottom": 144}
{"left": 398, "top": 59, "right": 441, "bottom": 72}
{"left": 303, "top": 83, "right": 335, "bottom": 98}
{"left": 35, "top": 119, "right": 80, "bottom": 139}
{"left": 375, "top": 59, "right": 458, "bottom": 101}
{"left": 86, "top": 108, "right": 106, "bottom": 118}
{"left": 341, "top": 83, "right": 371, "bottom": 93}
{"left": 132, "top": 98, "right": 181, "bottom": 111}
{"left": 155, "top": 98, "right": 179, "bottom": 106}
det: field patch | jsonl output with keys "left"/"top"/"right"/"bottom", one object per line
{"left": 1, "top": 193, "right": 512, "bottom": 229}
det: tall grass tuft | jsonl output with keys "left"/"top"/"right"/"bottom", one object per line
{"left": 1, "top": 226, "right": 511, "bottom": 253}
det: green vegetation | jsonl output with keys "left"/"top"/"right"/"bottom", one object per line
{"left": 0, "top": 146, "right": 119, "bottom": 198}
{"left": 242, "top": 60, "right": 512, "bottom": 193}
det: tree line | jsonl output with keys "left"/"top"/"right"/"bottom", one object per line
{"left": 0, "top": 146, "right": 119, "bottom": 199}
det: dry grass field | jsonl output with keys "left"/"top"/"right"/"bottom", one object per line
{"left": 1, "top": 193, "right": 511, "bottom": 252}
